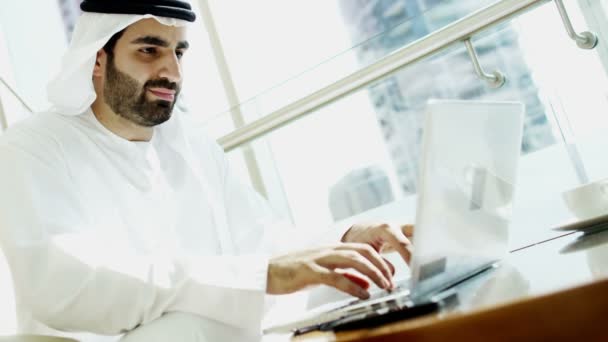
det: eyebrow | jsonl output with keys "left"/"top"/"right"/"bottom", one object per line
{"left": 131, "top": 36, "right": 189, "bottom": 49}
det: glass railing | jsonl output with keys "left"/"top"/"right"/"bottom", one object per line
{"left": 196, "top": 0, "right": 517, "bottom": 140}
{"left": 198, "top": 0, "right": 608, "bottom": 251}
{"left": 197, "top": 0, "right": 500, "bottom": 135}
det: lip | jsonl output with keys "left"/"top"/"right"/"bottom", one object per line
{"left": 147, "top": 88, "right": 176, "bottom": 101}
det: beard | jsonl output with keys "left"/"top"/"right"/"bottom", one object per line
{"left": 103, "top": 55, "right": 180, "bottom": 127}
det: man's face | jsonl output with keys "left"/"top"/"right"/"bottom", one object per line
{"left": 102, "top": 19, "right": 189, "bottom": 127}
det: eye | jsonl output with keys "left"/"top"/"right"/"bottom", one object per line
{"left": 176, "top": 50, "right": 185, "bottom": 59}
{"left": 139, "top": 47, "right": 157, "bottom": 55}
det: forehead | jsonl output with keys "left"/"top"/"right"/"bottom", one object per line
{"left": 121, "top": 18, "right": 187, "bottom": 44}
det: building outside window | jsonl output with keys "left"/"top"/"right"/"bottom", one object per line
{"left": 338, "top": 0, "right": 554, "bottom": 196}
{"left": 57, "top": 0, "right": 82, "bottom": 40}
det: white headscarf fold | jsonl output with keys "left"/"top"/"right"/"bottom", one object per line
{"left": 47, "top": 12, "right": 190, "bottom": 116}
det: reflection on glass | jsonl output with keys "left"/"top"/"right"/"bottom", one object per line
{"left": 560, "top": 229, "right": 608, "bottom": 255}
{"left": 585, "top": 230, "right": 608, "bottom": 278}
{"left": 328, "top": 165, "right": 395, "bottom": 221}
{"left": 339, "top": 0, "right": 554, "bottom": 195}
{"left": 457, "top": 262, "right": 530, "bottom": 311}
{"left": 213, "top": 1, "right": 608, "bottom": 232}
{"left": 56, "top": 0, "right": 82, "bottom": 40}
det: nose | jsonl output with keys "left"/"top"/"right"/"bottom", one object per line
{"left": 158, "top": 53, "right": 182, "bottom": 84}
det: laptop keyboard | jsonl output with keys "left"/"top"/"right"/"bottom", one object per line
{"left": 330, "top": 277, "right": 413, "bottom": 313}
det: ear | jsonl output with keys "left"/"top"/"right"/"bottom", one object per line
{"left": 93, "top": 49, "right": 107, "bottom": 78}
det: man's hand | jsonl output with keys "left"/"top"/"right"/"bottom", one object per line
{"left": 266, "top": 243, "right": 394, "bottom": 299}
{"left": 341, "top": 222, "right": 414, "bottom": 266}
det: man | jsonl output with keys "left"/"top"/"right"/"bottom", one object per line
{"left": 0, "top": 1, "right": 413, "bottom": 341}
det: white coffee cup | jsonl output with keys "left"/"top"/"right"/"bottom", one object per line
{"left": 562, "top": 178, "right": 608, "bottom": 220}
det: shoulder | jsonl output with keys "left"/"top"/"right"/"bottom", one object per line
{"left": 0, "top": 112, "right": 74, "bottom": 165}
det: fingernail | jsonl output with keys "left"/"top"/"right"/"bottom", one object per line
{"left": 359, "top": 289, "right": 370, "bottom": 299}
{"left": 383, "top": 279, "right": 391, "bottom": 289}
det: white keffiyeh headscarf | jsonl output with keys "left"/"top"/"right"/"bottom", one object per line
{"left": 47, "top": 12, "right": 191, "bottom": 116}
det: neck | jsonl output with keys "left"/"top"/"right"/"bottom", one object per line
{"left": 91, "top": 99, "right": 153, "bottom": 142}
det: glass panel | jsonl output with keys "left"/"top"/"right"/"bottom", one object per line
{"left": 0, "top": 2, "right": 66, "bottom": 124}
{"left": 339, "top": 0, "right": 497, "bottom": 65}
{"left": 180, "top": 2, "right": 232, "bottom": 124}
{"left": 206, "top": 1, "right": 608, "bottom": 251}
{"left": 56, "top": 0, "right": 82, "bottom": 41}
{"left": 203, "top": 0, "right": 495, "bottom": 134}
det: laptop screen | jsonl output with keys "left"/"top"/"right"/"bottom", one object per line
{"left": 409, "top": 100, "right": 524, "bottom": 300}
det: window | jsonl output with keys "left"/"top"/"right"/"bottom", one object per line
{"left": 203, "top": 0, "right": 496, "bottom": 130}
{"left": 3, "top": 0, "right": 605, "bottom": 249}
{"left": 211, "top": 1, "right": 608, "bottom": 249}
{"left": 0, "top": 2, "right": 66, "bottom": 124}
{"left": 57, "top": 0, "right": 82, "bottom": 40}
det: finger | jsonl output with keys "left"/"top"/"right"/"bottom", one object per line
{"left": 383, "top": 257, "right": 396, "bottom": 276}
{"left": 319, "top": 271, "right": 370, "bottom": 299}
{"left": 401, "top": 224, "right": 414, "bottom": 237}
{"left": 382, "top": 229, "right": 413, "bottom": 264}
{"left": 321, "top": 251, "right": 391, "bottom": 290}
{"left": 342, "top": 272, "right": 370, "bottom": 290}
{"left": 337, "top": 243, "right": 393, "bottom": 286}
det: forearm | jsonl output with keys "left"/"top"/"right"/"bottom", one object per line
{"left": 4, "top": 240, "right": 270, "bottom": 334}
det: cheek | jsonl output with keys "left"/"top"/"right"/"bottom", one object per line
{"left": 119, "top": 61, "right": 154, "bottom": 85}
{"left": 135, "top": 71, "right": 154, "bottom": 87}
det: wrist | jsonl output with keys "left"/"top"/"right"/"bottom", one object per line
{"left": 266, "top": 256, "right": 288, "bottom": 295}
{"left": 266, "top": 258, "right": 276, "bottom": 294}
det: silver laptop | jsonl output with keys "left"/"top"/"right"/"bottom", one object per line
{"left": 264, "top": 99, "right": 524, "bottom": 334}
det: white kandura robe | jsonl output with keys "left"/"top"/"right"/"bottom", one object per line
{"left": 0, "top": 109, "right": 316, "bottom": 341}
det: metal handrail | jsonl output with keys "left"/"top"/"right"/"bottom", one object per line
{"left": 218, "top": 0, "right": 552, "bottom": 151}
{"left": 554, "top": 0, "right": 598, "bottom": 49}
{"left": 464, "top": 38, "right": 506, "bottom": 88}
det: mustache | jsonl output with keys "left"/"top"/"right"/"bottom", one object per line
{"left": 144, "top": 78, "right": 179, "bottom": 91}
